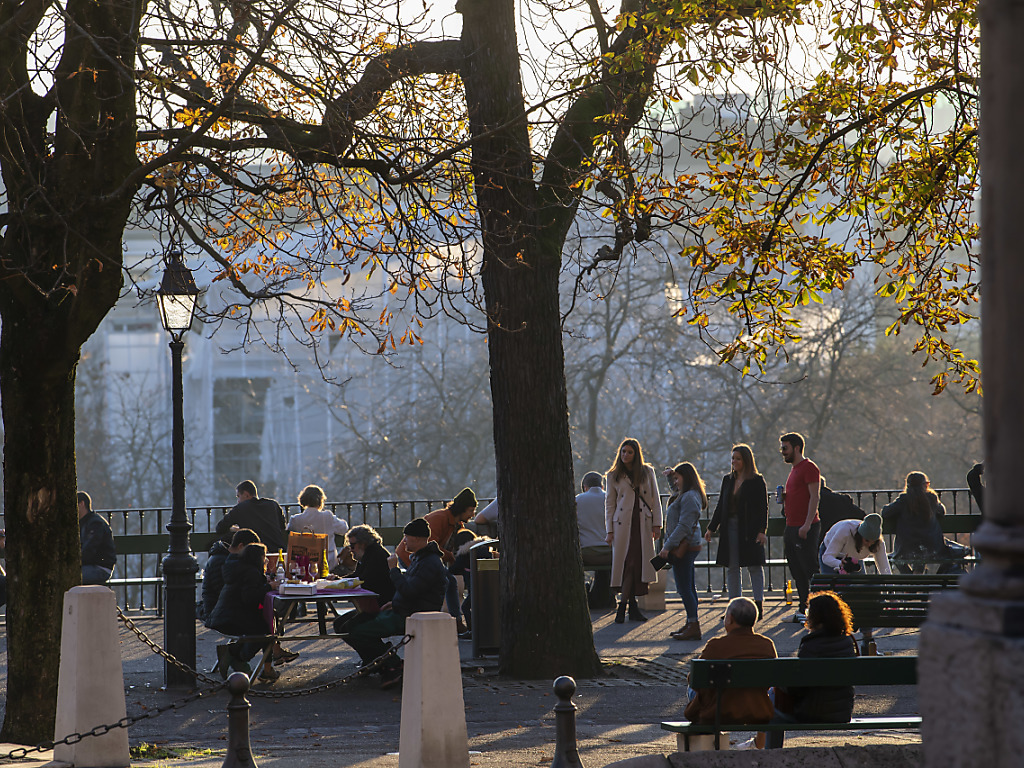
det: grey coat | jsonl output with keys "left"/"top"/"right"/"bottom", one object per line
{"left": 664, "top": 489, "right": 703, "bottom": 553}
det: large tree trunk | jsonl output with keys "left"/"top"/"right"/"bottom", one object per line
{"left": 460, "top": 0, "right": 602, "bottom": 678}
{"left": 0, "top": 0, "right": 138, "bottom": 737}
{"left": 0, "top": 315, "right": 84, "bottom": 741}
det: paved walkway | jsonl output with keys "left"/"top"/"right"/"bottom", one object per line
{"left": 0, "top": 596, "right": 923, "bottom": 766}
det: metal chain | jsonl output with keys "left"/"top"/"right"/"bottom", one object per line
{"left": 248, "top": 634, "right": 413, "bottom": 698}
{"left": 118, "top": 607, "right": 414, "bottom": 698}
{"left": 0, "top": 683, "right": 222, "bottom": 761}
{"left": 117, "top": 607, "right": 228, "bottom": 687}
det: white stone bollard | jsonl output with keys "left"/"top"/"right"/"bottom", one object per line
{"left": 53, "top": 586, "right": 130, "bottom": 768}
{"left": 398, "top": 612, "right": 469, "bottom": 768}
{"left": 638, "top": 568, "right": 667, "bottom": 611}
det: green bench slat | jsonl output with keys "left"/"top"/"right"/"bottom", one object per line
{"left": 661, "top": 716, "right": 922, "bottom": 734}
{"left": 688, "top": 656, "right": 917, "bottom": 689}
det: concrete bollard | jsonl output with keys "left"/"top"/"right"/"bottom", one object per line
{"left": 638, "top": 568, "right": 667, "bottom": 612}
{"left": 53, "top": 586, "right": 130, "bottom": 767}
{"left": 399, "top": 612, "right": 469, "bottom": 768}
{"left": 222, "top": 672, "right": 258, "bottom": 768}
{"left": 550, "top": 677, "right": 585, "bottom": 768}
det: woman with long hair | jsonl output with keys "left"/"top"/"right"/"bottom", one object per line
{"left": 764, "top": 590, "right": 858, "bottom": 748}
{"left": 605, "top": 438, "right": 664, "bottom": 624}
{"left": 881, "top": 471, "right": 946, "bottom": 572}
{"left": 705, "top": 444, "right": 769, "bottom": 618}
{"left": 659, "top": 462, "right": 707, "bottom": 641}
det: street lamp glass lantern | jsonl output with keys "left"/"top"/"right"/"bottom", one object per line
{"left": 157, "top": 251, "right": 199, "bottom": 337}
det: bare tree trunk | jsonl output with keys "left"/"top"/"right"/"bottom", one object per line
{"left": 461, "top": 0, "right": 602, "bottom": 678}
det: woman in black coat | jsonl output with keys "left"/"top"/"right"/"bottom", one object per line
{"left": 705, "top": 444, "right": 768, "bottom": 617}
{"left": 765, "top": 590, "right": 858, "bottom": 748}
{"left": 333, "top": 524, "right": 396, "bottom": 634}
{"left": 881, "top": 471, "right": 946, "bottom": 573}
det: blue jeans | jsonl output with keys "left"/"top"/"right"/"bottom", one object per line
{"left": 671, "top": 550, "right": 700, "bottom": 623}
{"left": 445, "top": 572, "right": 463, "bottom": 619}
{"left": 818, "top": 542, "right": 838, "bottom": 574}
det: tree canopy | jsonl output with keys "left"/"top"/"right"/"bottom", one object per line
{"left": 0, "top": 0, "right": 979, "bottom": 742}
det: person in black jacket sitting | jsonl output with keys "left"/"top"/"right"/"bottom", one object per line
{"left": 78, "top": 492, "right": 117, "bottom": 585}
{"left": 333, "top": 524, "right": 396, "bottom": 634}
{"left": 342, "top": 517, "right": 447, "bottom": 689}
{"left": 765, "top": 590, "right": 858, "bottom": 748}
{"left": 200, "top": 528, "right": 260, "bottom": 621}
{"left": 207, "top": 542, "right": 281, "bottom": 681}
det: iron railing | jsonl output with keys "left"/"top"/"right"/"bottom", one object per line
{"left": 0, "top": 488, "right": 981, "bottom": 610}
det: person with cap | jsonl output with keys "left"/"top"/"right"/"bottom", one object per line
{"left": 395, "top": 487, "right": 478, "bottom": 633}
{"left": 341, "top": 517, "right": 447, "bottom": 689}
{"left": 818, "top": 513, "right": 890, "bottom": 655}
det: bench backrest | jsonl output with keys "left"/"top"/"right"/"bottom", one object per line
{"left": 689, "top": 656, "right": 918, "bottom": 689}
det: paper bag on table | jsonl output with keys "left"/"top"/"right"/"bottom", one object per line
{"left": 286, "top": 531, "right": 328, "bottom": 572}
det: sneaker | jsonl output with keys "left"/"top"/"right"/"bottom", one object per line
{"left": 380, "top": 667, "right": 403, "bottom": 690}
{"left": 273, "top": 645, "right": 300, "bottom": 664}
{"left": 792, "top": 611, "right": 807, "bottom": 623}
{"left": 258, "top": 664, "right": 281, "bottom": 683}
{"left": 732, "top": 737, "right": 757, "bottom": 750}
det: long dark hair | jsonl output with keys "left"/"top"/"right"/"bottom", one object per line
{"left": 609, "top": 438, "right": 646, "bottom": 486}
{"left": 904, "top": 471, "right": 938, "bottom": 523}
{"left": 852, "top": 531, "right": 881, "bottom": 553}
{"left": 731, "top": 443, "right": 758, "bottom": 478}
{"left": 673, "top": 462, "right": 708, "bottom": 510}
{"left": 807, "top": 590, "right": 855, "bottom": 636}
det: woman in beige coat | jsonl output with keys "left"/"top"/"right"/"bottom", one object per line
{"left": 605, "top": 438, "right": 664, "bottom": 623}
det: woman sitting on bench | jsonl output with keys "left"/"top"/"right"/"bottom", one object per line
{"left": 765, "top": 591, "right": 858, "bottom": 748}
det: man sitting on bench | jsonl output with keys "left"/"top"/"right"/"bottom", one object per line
{"left": 342, "top": 517, "right": 447, "bottom": 689}
{"left": 684, "top": 597, "right": 777, "bottom": 749}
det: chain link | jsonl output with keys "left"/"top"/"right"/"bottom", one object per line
{"left": 117, "top": 608, "right": 228, "bottom": 688}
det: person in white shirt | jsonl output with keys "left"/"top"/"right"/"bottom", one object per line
{"left": 286, "top": 485, "right": 349, "bottom": 570}
{"left": 577, "top": 472, "right": 614, "bottom": 610}
{"left": 819, "top": 514, "right": 891, "bottom": 575}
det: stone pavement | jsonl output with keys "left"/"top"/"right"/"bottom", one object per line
{"left": 0, "top": 596, "right": 924, "bottom": 766}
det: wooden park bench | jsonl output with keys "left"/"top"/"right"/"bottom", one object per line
{"left": 661, "top": 655, "right": 919, "bottom": 750}
{"left": 809, "top": 573, "right": 960, "bottom": 629}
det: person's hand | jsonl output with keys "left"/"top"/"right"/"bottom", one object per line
{"left": 605, "top": 532, "right": 614, "bottom": 544}
{"left": 704, "top": 529, "right": 713, "bottom": 542}
{"left": 269, "top": 577, "right": 280, "bottom": 589}
{"left": 755, "top": 532, "right": 768, "bottom": 546}
{"left": 798, "top": 523, "right": 811, "bottom": 540}
{"left": 380, "top": 601, "right": 393, "bottom": 611}
{"left": 658, "top": 548, "right": 669, "bottom": 559}
{"left": 387, "top": 554, "right": 399, "bottom": 569}
{"left": 652, "top": 526, "right": 662, "bottom": 539}
{"left": 230, "top": 524, "right": 240, "bottom": 532}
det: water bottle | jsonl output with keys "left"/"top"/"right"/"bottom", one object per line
{"left": 275, "top": 559, "right": 285, "bottom": 584}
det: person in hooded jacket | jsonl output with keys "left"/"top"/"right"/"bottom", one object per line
{"left": 881, "top": 471, "right": 946, "bottom": 572}
{"left": 765, "top": 590, "right": 858, "bottom": 748}
{"left": 200, "top": 528, "right": 259, "bottom": 621}
{"left": 343, "top": 517, "right": 447, "bottom": 689}
{"left": 207, "top": 542, "right": 281, "bottom": 681}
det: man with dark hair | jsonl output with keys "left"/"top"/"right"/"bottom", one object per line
{"left": 779, "top": 432, "right": 821, "bottom": 623}
{"left": 342, "top": 517, "right": 447, "bottom": 689}
{"left": 684, "top": 597, "right": 777, "bottom": 747}
{"left": 78, "top": 491, "right": 116, "bottom": 585}
{"left": 577, "top": 471, "right": 614, "bottom": 609}
{"left": 216, "top": 480, "right": 288, "bottom": 552}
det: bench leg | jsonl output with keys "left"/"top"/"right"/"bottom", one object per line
{"left": 680, "top": 733, "right": 728, "bottom": 752}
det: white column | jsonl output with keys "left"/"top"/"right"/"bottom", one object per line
{"left": 53, "top": 586, "right": 130, "bottom": 767}
{"left": 399, "top": 612, "right": 469, "bottom": 768}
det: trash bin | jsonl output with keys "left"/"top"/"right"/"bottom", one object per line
{"left": 469, "top": 539, "right": 500, "bottom": 656}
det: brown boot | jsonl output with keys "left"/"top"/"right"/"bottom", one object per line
{"left": 672, "top": 622, "right": 702, "bottom": 641}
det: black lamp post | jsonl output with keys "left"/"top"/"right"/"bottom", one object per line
{"left": 157, "top": 250, "right": 201, "bottom": 688}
